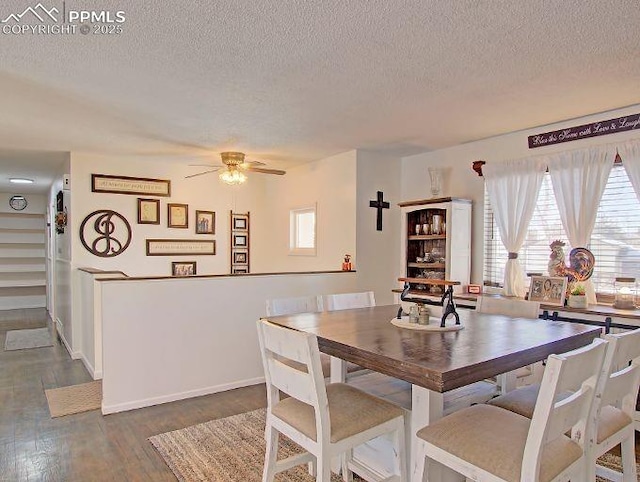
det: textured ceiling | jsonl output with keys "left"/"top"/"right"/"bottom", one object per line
{"left": 0, "top": 0, "right": 639, "bottom": 192}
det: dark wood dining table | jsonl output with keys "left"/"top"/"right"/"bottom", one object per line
{"left": 264, "top": 304, "right": 601, "bottom": 482}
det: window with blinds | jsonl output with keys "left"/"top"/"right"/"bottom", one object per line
{"left": 483, "top": 164, "right": 640, "bottom": 293}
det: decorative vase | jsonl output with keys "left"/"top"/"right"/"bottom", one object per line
{"left": 428, "top": 168, "right": 442, "bottom": 197}
{"left": 568, "top": 294, "right": 587, "bottom": 309}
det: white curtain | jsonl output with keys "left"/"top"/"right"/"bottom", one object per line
{"left": 484, "top": 158, "right": 547, "bottom": 297}
{"left": 547, "top": 146, "right": 613, "bottom": 304}
{"left": 619, "top": 139, "right": 640, "bottom": 202}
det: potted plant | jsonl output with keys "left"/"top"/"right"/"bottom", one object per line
{"left": 568, "top": 284, "right": 587, "bottom": 309}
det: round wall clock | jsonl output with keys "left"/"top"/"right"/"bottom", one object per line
{"left": 9, "top": 195, "right": 27, "bottom": 211}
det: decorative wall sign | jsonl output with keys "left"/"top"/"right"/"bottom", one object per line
{"left": 528, "top": 113, "right": 640, "bottom": 149}
{"left": 91, "top": 174, "right": 171, "bottom": 197}
{"left": 369, "top": 191, "right": 390, "bottom": 231}
{"left": 138, "top": 198, "right": 160, "bottom": 224}
{"left": 230, "top": 211, "right": 250, "bottom": 273}
{"left": 80, "top": 210, "right": 132, "bottom": 257}
{"left": 168, "top": 203, "right": 188, "bottom": 228}
{"left": 195, "top": 210, "right": 215, "bottom": 234}
{"left": 146, "top": 239, "right": 216, "bottom": 256}
{"left": 172, "top": 261, "right": 196, "bottom": 276}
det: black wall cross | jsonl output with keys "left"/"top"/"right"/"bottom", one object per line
{"left": 369, "top": 191, "right": 390, "bottom": 231}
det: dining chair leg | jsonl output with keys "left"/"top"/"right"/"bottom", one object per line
{"left": 341, "top": 449, "right": 354, "bottom": 482}
{"left": 620, "top": 433, "right": 637, "bottom": 482}
{"left": 395, "top": 421, "right": 407, "bottom": 482}
{"left": 317, "top": 453, "right": 332, "bottom": 482}
{"left": 262, "top": 425, "right": 279, "bottom": 482}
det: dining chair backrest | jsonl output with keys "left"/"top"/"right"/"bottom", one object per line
{"left": 598, "top": 328, "right": 640, "bottom": 425}
{"left": 476, "top": 295, "right": 540, "bottom": 319}
{"left": 522, "top": 338, "right": 607, "bottom": 478}
{"left": 323, "top": 291, "right": 375, "bottom": 311}
{"left": 265, "top": 295, "right": 323, "bottom": 317}
{"left": 256, "top": 319, "right": 329, "bottom": 439}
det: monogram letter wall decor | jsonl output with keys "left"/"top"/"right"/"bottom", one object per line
{"left": 80, "top": 210, "right": 132, "bottom": 257}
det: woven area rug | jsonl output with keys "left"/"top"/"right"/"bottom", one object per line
{"left": 45, "top": 380, "right": 102, "bottom": 418}
{"left": 4, "top": 327, "right": 53, "bottom": 350}
{"left": 149, "top": 408, "right": 359, "bottom": 481}
{"left": 150, "top": 408, "right": 634, "bottom": 482}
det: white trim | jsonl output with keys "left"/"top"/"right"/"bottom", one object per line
{"left": 101, "top": 376, "right": 265, "bottom": 415}
{"left": 56, "top": 320, "right": 81, "bottom": 359}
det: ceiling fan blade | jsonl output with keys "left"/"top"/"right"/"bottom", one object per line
{"left": 185, "top": 168, "right": 220, "bottom": 179}
{"left": 188, "top": 163, "right": 223, "bottom": 168}
{"left": 247, "top": 167, "right": 286, "bottom": 175}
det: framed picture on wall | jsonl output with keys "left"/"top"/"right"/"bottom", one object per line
{"left": 232, "top": 213, "right": 249, "bottom": 231}
{"left": 138, "top": 198, "right": 160, "bottom": 225}
{"left": 172, "top": 261, "right": 196, "bottom": 277}
{"left": 232, "top": 267, "right": 248, "bottom": 274}
{"left": 168, "top": 203, "right": 188, "bottom": 228}
{"left": 232, "top": 234, "right": 248, "bottom": 247}
{"left": 233, "top": 251, "right": 248, "bottom": 265}
{"left": 195, "top": 210, "right": 215, "bottom": 234}
{"left": 528, "top": 275, "right": 568, "bottom": 306}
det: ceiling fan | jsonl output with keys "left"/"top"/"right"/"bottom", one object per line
{"left": 186, "top": 152, "right": 286, "bottom": 185}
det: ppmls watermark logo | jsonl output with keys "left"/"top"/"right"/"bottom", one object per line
{"left": 2, "top": 2, "right": 126, "bottom": 35}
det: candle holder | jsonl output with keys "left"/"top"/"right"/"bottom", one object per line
{"left": 613, "top": 277, "right": 637, "bottom": 310}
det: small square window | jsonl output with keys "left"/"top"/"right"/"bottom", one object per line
{"left": 290, "top": 206, "right": 316, "bottom": 256}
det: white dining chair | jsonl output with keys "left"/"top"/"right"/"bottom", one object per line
{"left": 323, "top": 291, "right": 376, "bottom": 311}
{"left": 476, "top": 295, "right": 542, "bottom": 391}
{"left": 256, "top": 319, "right": 407, "bottom": 482}
{"left": 489, "top": 328, "right": 640, "bottom": 482}
{"left": 414, "top": 338, "right": 607, "bottom": 482}
{"left": 265, "top": 295, "right": 324, "bottom": 317}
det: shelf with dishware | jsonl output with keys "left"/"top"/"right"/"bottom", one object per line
{"left": 399, "top": 197, "right": 471, "bottom": 295}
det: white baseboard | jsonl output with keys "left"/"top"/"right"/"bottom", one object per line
{"left": 101, "top": 376, "right": 266, "bottom": 415}
{"left": 79, "top": 353, "right": 102, "bottom": 380}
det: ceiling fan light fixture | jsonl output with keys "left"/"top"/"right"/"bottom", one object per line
{"left": 219, "top": 168, "right": 247, "bottom": 185}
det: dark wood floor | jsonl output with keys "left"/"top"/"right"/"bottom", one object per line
{"left": 0, "top": 309, "right": 267, "bottom": 481}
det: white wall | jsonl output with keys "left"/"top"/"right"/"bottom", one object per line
{"left": 401, "top": 104, "right": 640, "bottom": 284}
{"left": 99, "top": 271, "right": 358, "bottom": 414}
{"left": 70, "top": 154, "right": 268, "bottom": 277}
{"left": 256, "top": 150, "right": 357, "bottom": 272}
{"left": 355, "top": 151, "right": 402, "bottom": 305}
{"left": 47, "top": 155, "right": 73, "bottom": 349}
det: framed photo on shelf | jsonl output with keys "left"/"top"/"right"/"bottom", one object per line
{"left": 232, "top": 234, "right": 248, "bottom": 247}
{"left": 195, "top": 210, "right": 215, "bottom": 234}
{"left": 168, "top": 203, "right": 188, "bottom": 228}
{"left": 232, "top": 213, "right": 249, "bottom": 231}
{"left": 137, "top": 198, "right": 160, "bottom": 225}
{"left": 172, "top": 261, "right": 196, "bottom": 277}
{"left": 528, "top": 275, "right": 568, "bottom": 306}
{"left": 233, "top": 251, "right": 248, "bottom": 265}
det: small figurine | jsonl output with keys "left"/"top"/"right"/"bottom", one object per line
{"left": 342, "top": 254, "right": 352, "bottom": 271}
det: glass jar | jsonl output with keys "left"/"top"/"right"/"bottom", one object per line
{"left": 408, "top": 305, "right": 419, "bottom": 323}
{"left": 418, "top": 305, "right": 430, "bottom": 325}
{"left": 613, "top": 277, "right": 636, "bottom": 310}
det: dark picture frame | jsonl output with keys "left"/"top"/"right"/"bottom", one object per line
{"left": 528, "top": 275, "right": 568, "bottom": 306}
{"left": 232, "top": 267, "right": 248, "bottom": 274}
{"left": 232, "top": 234, "right": 248, "bottom": 247}
{"left": 232, "top": 213, "right": 249, "bottom": 231}
{"left": 233, "top": 251, "right": 248, "bottom": 264}
{"left": 195, "top": 210, "right": 215, "bottom": 234}
{"left": 168, "top": 203, "right": 188, "bottom": 228}
{"left": 172, "top": 261, "right": 196, "bottom": 277}
{"left": 91, "top": 174, "right": 171, "bottom": 196}
{"left": 137, "top": 198, "right": 160, "bottom": 225}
